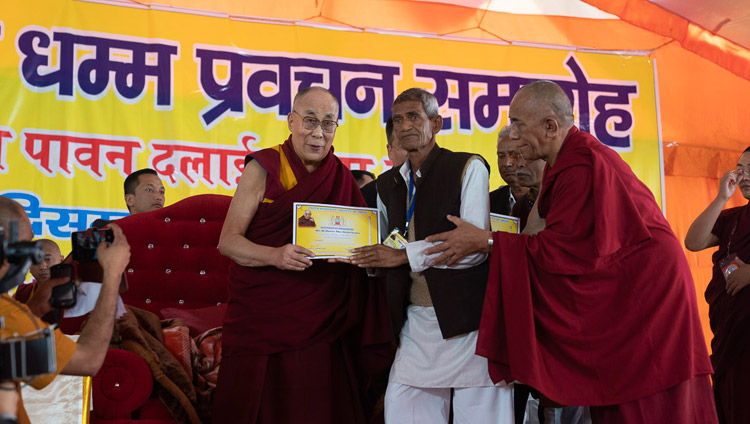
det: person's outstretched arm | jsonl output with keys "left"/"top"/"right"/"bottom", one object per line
{"left": 62, "top": 224, "right": 130, "bottom": 376}
{"left": 219, "top": 160, "right": 314, "bottom": 271}
{"left": 685, "top": 170, "right": 741, "bottom": 251}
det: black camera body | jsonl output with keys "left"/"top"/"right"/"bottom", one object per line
{"left": 0, "top": 222, "right": 56, "bottom": 383}
{"left": 0, "top": 226, "right": 44, "bottom": 266}
{"left": 71, "top": 228, "right": 114, "bottom": 262}
{"left": 0, "top": 223, "right": 44, "bottom": 294}
{"left": 0, "top": 321, "right": 56, "bottom": 382}
{"left": 49, "top": 263, "right": 76, "bottom": 309}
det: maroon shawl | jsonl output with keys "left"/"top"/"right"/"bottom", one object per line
{"left": 477, "top": 127, "right": 713, "bottom": 406}
{"left": 222, "top": 136, "right": 368, "bottom": 356}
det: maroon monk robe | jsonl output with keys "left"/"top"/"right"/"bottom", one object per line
{"left": 477, "top": 127, "right": 715, "bottom": 415}
{"left": 707, "top": 203, "right": 750, "bottom": 424}
{"left": 213, "top": 137, "right": 391, "bottom": 424}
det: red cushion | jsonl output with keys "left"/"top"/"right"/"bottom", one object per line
{"left": 162, "top": 325, "right": 194, "bottom": 376}
{"left": 139, "top": 398, "right": 176, "bottom": 420}
{"left": 160, "top": 304, "right": 227, "bottom": 337}
{"left": 92, "top": 349, "right": 153, "bottom": 419}
{"left": 92, "top": 419, "right": 174, "bottom": 424}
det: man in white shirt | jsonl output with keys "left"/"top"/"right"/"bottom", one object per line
{"left": 350, "top": 88, "right": 513, "bottom": 424}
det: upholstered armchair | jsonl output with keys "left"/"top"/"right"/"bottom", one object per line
{"left": 88, "top": 194, "right": 232, "bottom": 423}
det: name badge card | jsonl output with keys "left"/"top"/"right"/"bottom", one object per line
{"left": 490, "top": 213, "right": 520, "bottom": 234}
{"left": 293, "top": 202, "right": 380, "bottom": 258}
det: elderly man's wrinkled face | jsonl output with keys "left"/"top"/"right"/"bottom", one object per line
{"left": 508, "top": 92, "right": 549, "bottom": 162}
{"left": 391, "top": 101, "right": 439, "bottom": 154}
{"left": 288, "top": 90, "right": 339, "bottom": 171}
{"left": 497, "top": 137, "right": 524, "bottom": 184}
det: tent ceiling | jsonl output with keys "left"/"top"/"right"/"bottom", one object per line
{"left": 650, "top": 0, "right": 750, "bottom": 50}
{"left": 114, "top": 0, "right": 750, "bottom": 81}
{"left": 412, "top": 0, "right": 617, "bottom": 19}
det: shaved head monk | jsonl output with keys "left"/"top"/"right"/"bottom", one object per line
{"left": 212, "top": 86, "right": 389, "bottom": 424}
{"left": 423, "top": 80, "right": 717, "bottom": 423}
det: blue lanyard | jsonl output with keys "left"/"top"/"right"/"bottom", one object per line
{"left": 404, "top": 166, "right": 416, "bottom": 236}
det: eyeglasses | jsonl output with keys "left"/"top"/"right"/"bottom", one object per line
{"left": 292, "top": 110, "right": 339, "bottom": 133}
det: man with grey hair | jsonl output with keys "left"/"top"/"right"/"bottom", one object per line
{"left": 424, "top": 80, "right": 717, "bottom": 423}
{"left": 349, "top": 88, "right": 513, "bottom": 423}
{"left": 490, "top": 125, "right": 528, "bottom": 215}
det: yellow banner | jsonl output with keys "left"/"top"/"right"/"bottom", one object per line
{"left": 0, "top": 0, "right": 662, "bottom": 250}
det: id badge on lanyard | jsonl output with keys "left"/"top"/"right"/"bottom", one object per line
{"left": 403, "top": 164, "right": 416, "bottom": 237}
{"left": 720, "top": 218, "right": 740, "bottom": 279}
{"left": 384, "top": 165, "right": 415, "bottom": 250}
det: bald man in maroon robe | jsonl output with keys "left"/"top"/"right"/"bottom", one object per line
{"left": 212, "top": 87, "right": 390, "bottom": 424}
{"left": 424, "top": 80, "right": 717, "bottom": 423}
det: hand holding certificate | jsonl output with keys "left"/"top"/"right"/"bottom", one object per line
{"left": 293, "top": 202, "right": 380, "bottom": 259}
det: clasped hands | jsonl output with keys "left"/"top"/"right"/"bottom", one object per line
{"left": 338, "top": 215, "right": 490, "bottom": 269}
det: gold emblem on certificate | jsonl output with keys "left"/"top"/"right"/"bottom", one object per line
{"left": 490, "top": 213, "right": 520, "bottom": 234}
{"left": 293, "top": 202, "right": 380, "bottom": 258}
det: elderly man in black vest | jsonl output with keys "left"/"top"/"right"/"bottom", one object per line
{"left": 349, "top": 88, "right": 513, "bottom": 424}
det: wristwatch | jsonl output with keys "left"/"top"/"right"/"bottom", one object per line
{"left": 0, "top": 414, "right": 18, "bottom": 424}
{"left": 487, "top": 235, "right": 494, "bottom": 254}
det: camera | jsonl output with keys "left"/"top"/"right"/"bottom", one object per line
{"left": 0, "top": 222, "right": 56, "bottom": 383}
{"left": 0, "top": 229, "right": 43, "bottom": 265}
{"left": 0, "top": 320, "right": 56, "bottom": 382}
{"left": 0, "top": 223, "right": 44, "bottom": 293}
{"left": 49, "top": 263, "right": 76, "bottom": 309}
{"left": 71, "top": 228, "right": 114, "bottom": 262}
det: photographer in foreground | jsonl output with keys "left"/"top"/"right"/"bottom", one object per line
{"left": 0, "top": 196, "right": 130, "bottom": 424}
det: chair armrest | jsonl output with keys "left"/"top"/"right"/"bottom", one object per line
{"left": 92, "top": 349, "right": 153, "bottom": 420}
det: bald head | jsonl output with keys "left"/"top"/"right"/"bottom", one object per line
{"left": 28, "top": 238, "right": 63, "bottom": 282}
{"left": 509, "top": 80, "right": 575, "bottom": 165}
{"left": 0, "top": 196, "right": 33, "bottom": 242}
{"left": 515, "top": 80, "right": 574, "bottom": 129}
{"left": 38, "top": 239, "right": 60, "bottom": 252}
{"left": 293, "top": 86, "right": 339, "bottom": 112}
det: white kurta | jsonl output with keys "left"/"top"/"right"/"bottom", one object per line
{"left": 377, "top": 157, "right": 501, "bottom": 388}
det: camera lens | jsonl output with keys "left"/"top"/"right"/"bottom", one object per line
{"left": 6, "top": 241, "right": 44, "bottom": 265}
